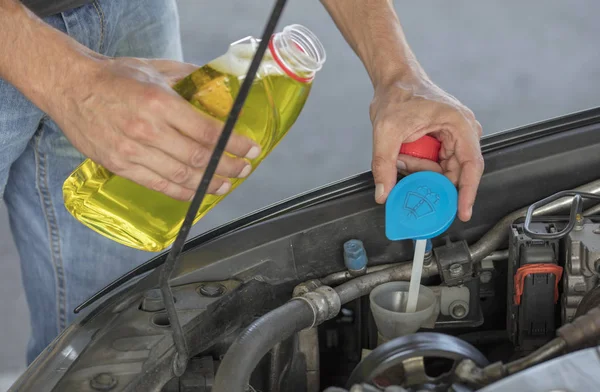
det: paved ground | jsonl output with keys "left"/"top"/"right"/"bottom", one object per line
{"left": 2, "top": 0, "right": 600, "bottom": 389}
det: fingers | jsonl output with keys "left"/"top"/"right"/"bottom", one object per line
{"left": 397, "top": 154, "right": 443, "bottom": 174}
{"left": 372, "top": 126, "right": 405, "bottom": 204}
{"left": 451, "top": 124, "right": 484, "bottom": 221}
{"left": 166, "top": 100, "right": 261, "bottom": 160}
{"left": 456, "top": 154, "right": 484, "bottom": 222}
{"left": 129, "top": 144, "right": 242, "bottom": 194}
{"left": 143, "top": 125, "right": 252, "bottom": 180}
{"left": 113, "top": 165, "right": 182, "bottom": 201}
{"left": 115, "top": 162, "right": 231, "bottom": 202}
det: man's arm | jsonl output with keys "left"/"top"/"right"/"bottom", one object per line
{"left": 320, "top": 0, "right": 423, "bottom": 88}
{"left": 0, "top": 0, "right": 259, "bottom": 201}
{"left": 322, "top": 0, "right": 484, "bottom": 222}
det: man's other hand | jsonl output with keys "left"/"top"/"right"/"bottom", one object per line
{"left": 369, "top": 78, "right": 484, "bottom": 222}
{"left": 50, "top": 58, "right": 260, "bottom": 201}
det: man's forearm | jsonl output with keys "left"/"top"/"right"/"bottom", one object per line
{"left": 0, "top": 0, "right": 100, "bottom": 114}
{"left": 321, "top": 0, "right": 427, "bottom": 88}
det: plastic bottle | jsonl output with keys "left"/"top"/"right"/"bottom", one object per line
{"left": 62, "top": 24, "right": 326, "bottom": 252}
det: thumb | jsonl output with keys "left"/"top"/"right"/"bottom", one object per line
{"left": 396, "top": 154, "right": 443, "bottom": 175}
{"left": 372, "top": 130, "right": 404, "bottom": 204}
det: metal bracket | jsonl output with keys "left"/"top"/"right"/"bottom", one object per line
{"left": 523, "top": 190, "right": 600, "bottom": 240}
{"left": 433, "top": 240, "right": 473, "bottom": 286}
{"left": 158, "top": 0, "right": 289, "bottom": 377}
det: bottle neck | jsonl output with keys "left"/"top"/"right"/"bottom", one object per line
{"left": 268, "top": 24, "right": 326, "bottom": 84}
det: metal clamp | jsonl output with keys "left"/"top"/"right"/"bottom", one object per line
{"left": 294, "top": 286, "right": 341, "bottom": 329}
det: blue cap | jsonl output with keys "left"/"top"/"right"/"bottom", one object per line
{"left": 343, "top": 239, "right": 368, "bottom": 272}
{"left": 385, "top": 171, "right": 457, "bottom": 241}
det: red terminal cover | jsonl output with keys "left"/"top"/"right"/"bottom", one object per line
{"left": 399, "top": 135, "right": 441, "bottom": 162}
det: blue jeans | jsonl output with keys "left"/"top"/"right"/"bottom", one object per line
{"left": 0, "top": 0, "right": 182, "bottom": 364}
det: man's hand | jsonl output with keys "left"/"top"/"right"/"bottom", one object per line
{"left": 370, "top": 78, "right": 483, "bottom": 222}
{"left": 50, "top": 58, "right": 260, "bottom": 201}
{"left": 322, "top": 0, "right": 484, "bottom": 221}
{"left": 0, "top": 0, "right": 259, "bottom": 202}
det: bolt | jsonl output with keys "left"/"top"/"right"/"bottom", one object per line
{"left": 140, "top": 289, "right": 168, "bottom": 312}
{"left": 449, "top": 263, "right": 464, "bottom": 278}
{"left": 423, "top": 251, "right": 433, "bottom": 266}
{"left": 198, "top": 282, "right": 226, "bottom": 297}
{"left": 449, "top": 300, "right": 469, "bottom": 320}
{"left": 452, "top": 305, "right": 467, "bottom": 318}
{"left": 480, "top": 271, "right": 493, "bottom": 284}
{"left": 575, "top": 214, "right": 584, "bottom": 231}
{"left": 143, "top": 288, "right": 161, "bottom": 300}
{"left": 90, "top": 373, "right": 117, "bottom": 391}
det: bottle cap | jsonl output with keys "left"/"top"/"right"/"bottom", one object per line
{"left": 399, "top": 135, "right": 441, "bottom": 162}
{"left": 385, "top": 171, "right": 457, "bottom": 241}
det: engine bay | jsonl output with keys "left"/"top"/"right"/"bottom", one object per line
{"left": 154, "top": 189, "right": 600, "bottom": 392}
{"left": 9, "top": 105, "right": 600, "bottom": 392}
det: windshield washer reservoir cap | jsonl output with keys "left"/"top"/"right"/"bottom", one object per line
{"left": 385, "top": 171, "right": 457, "bottom": 241}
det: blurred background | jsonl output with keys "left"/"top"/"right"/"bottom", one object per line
{"left": 2, "top": 0, "right": 600, "bottom": 389}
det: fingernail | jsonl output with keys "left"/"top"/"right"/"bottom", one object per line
{"left": 238, "top": 164, "right": 252, "bottom": 178}
{"left": 216, "top": 182, "right": 231, "bottom": 196}
{"left": 396, "top": 160, "right": 407, "bottom": 171}
{"left": 375, "top": 183, "right": 385, "bottom": 201}
{"left": 245, "top": 146, "right": 261, "bottom": 160}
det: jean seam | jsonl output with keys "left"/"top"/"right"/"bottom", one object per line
{"left": 91, "top": 0, "right": 106, "bottom": 53}
{"left": 34, "top": 123, "right": 68, "bottom": 332}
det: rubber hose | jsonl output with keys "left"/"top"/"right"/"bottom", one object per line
{"left": 335, "top": 261, "right": 439, "bottom": 304}
{"left": 212, "top": 298, "right": 315, "bottom": 392}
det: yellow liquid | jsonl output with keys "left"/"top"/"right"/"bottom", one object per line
{"left": 63, "top": 60, "right": 312, "bottom": 252}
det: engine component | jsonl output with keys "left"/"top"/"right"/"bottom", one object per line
{"left": 556, "top": 305, "right": 600, "bottom": 350}
{"left": 437, "top": 286, "right": 470, "bottom": 320}
{"left": 369, "top": 282, "right": 438, "bottom": 342}
{"left": 474, "top": 346, "right": 600, "bottom": 392}
{"left": 324, "top": 384, "right": 409, "bottom": 392}
{"left": 298, "top": 328, "right": 320, "bottom": 392}
{"left": 346, "top": 332, "right": 488, "bottom": 391}
{"left": 162, "top": 357, "right": 215, "bottom": 392}
{"left": 433, "top": 240, "right": 473, "bottom": 286}
{"left": 507, "top": 222, "right": 563, "bottom": 352}
{"left": 575, "top": 285, "right": 600, "bottom": 317}
{"left": 563, "top": 219, "right": 600, "bottom": 323}
{"left": 456, "top": 305, "right": 600, "bottom": 389}
{"left": 344, "top": 239, "right": 368, "bottom": 277}
{"left": 300, "top": 286, "right": 342, "bottom": 328}
{"left": 454, "top": 337, "right": 568, "bottom": 390}
{"left": 469, "top": 180, "right": 600, "bottom": 264}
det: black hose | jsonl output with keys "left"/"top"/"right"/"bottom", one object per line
{"left": 212, "top": 299, "right": 315, "bottom": 392}
{"left": 335, "top": 261, "right": 439, "bottom": 304}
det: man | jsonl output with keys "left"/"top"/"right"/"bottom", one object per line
{"left": 0, "top": 0, "right": 484, "bottom": 363}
